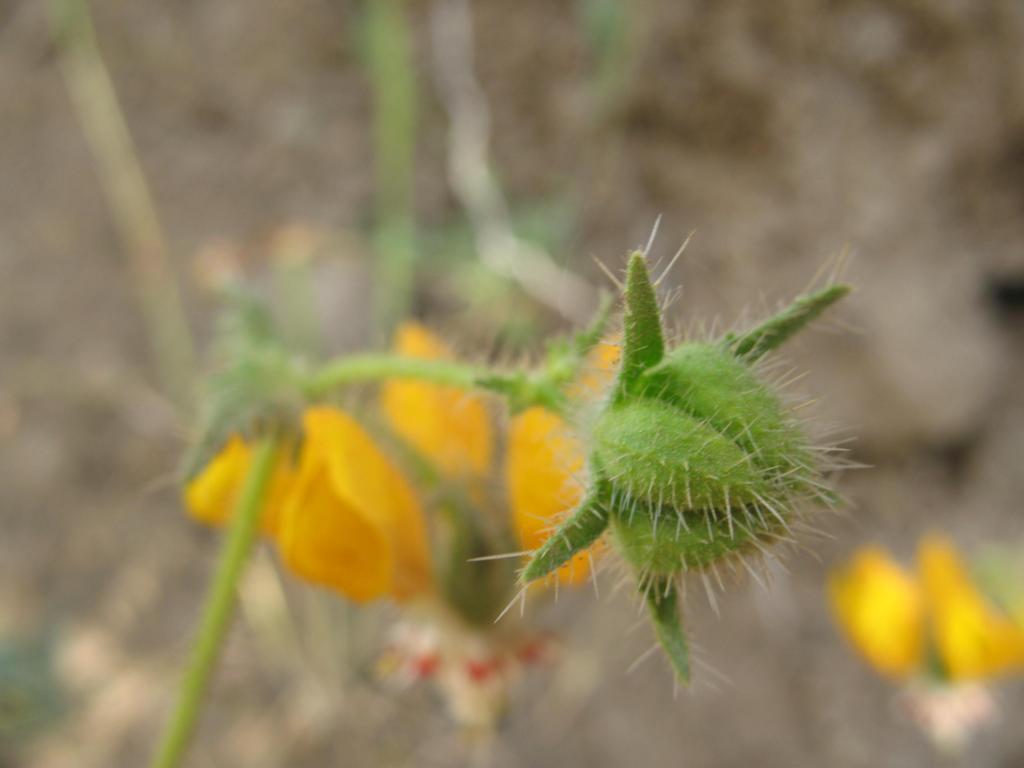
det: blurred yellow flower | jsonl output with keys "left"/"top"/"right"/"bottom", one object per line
{"left": 277, "top": 407, "right": 432, "bottom": 603}
{"left": 830, "top": 535, "right": 1024, "bottom": 683}
{"left": 382, "top": 324, "right": 619, "bottom": 588}
{"left": 184, "top": 434, "right": 295, "bottom": 537}
{"left": 381, "top": 323, "right": 493, "bottom": 478}
{"left": 185, "top": 326, "right": 622, "bottom": 608}
{"left": 507, "top": 407, "right": 591, "bottom": 585}
{"left": 572, "top": 338, "right": 621, "bottom": 398}
{"left": 829, "top": 547, "right": 925, "bottom": 679}
{"left": 919, "top": 535, "right": 1024, "bottom": 682}
{"left": 507, "top": 339, "right": 619, "bottom": 586}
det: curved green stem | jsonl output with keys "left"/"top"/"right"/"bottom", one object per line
{"left": 152, "top": 437, "right": 279, "bottom": 768}
{"left": 304, "top": 353, "right": 567, "bottom": 414}
{"left": 305, "top": 353, "right": 484, "bottom": 396}
{"left": 50, "top": 0, "right": 196, "bottom": 410}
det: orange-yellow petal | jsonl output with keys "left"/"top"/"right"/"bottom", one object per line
{"left": 380, "top": 323, "right": 493, "bottom": 477}
{"left": 572, "top": 337, "right": 621, "bottom": 399}
{"left": 919, "top": 535, "right": 1024, "bottom": 682}
{"left": 506, "top": 406, "right": 594, "bottom": 585}
{"left": 184, "top": 435, "right": 292, "bottom": 537}
{"left": 828, "top": 546, "right": 925, "bottom": 679}
{"left": 185, "top": 436, "right": 251, "bottom": 527}
{"left": 277, "top": 407, "right": 432, "bottom": 602}
{"left": 278, "top": 457, "right": 392, "bottom": 602}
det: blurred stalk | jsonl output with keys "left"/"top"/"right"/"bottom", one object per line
{"left": 363, "top": 0, "right": 418, "bottom": 335}
{"left": 578, "top": 0, "right": 632, "bottom": 114}
{"left": 269, "top": 227, "right": 323, "bottom": 358}
{"left": 151, "top": 437, "right": 279, "bottom": 768}
{"left": 429, "top": 0, "right": 596, "bottom": 323}
{"left": 49, "top": 0, "right": 195, "bottom": 410}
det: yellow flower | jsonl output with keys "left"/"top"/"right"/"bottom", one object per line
{"left": 572, "top": 337, "right": 621, "bottom": 398}
{"left": 184, "top": 434, "right": 295, "bottom": 537}
{"left": 185, "top": 326, "right": 621, "bottom": 607}
{"left": 381, "top": 323, "right": 619, "bottom": 588}
{"left": 919, "top": 535, "right": 1024, "bottom": 682}
{"left": 507, "top": 339, "right": 620, "bottom": 586}
{"left": 829, "top": 547, "right": 925, "bottom": 679}
{"left": 277, "top": 407, "right": 432, "bottom": 603}
{"left": 381, "top": 323, "right": 493, "bottom": 478}
{"left": 830, "top": 536, "right": 1024, "bottom": 683}
{"left": 507, "top": 407, "right": 592, "bottom": 585}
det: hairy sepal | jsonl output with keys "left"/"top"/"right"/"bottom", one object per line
{"left": 520, "top": 494, "right": 609, "bottom": 584}
{"left": 645, "top": 580, "right": 690, "bottom": 683}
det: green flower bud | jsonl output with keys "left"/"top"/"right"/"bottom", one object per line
{"left": 522, "top": 250, "right": 850, "bottom": 683}
{"left": 610, "top": 499, "right": 764, "bottom": 576}
{"left": 593, "top": 398, "right": 768, "bottom": 513}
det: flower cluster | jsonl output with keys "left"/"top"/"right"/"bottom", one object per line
{"left": 186, "top": 321, "right": 616, "bottom": 596}
{"left": 830, "top": 535, "right": 1024, "bottom": 682}
{"left": 830, "top": 535, "right": 1024, "bottom": 749}
{"left": 181, "top": 251, "right": 850, "bottom": 710}
{"left": 184, "top": 321, "right": 616, "bottom": 722}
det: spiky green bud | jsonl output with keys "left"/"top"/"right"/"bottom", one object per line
{"left": 522, "top": 251, "right": 849, "bottom": 682}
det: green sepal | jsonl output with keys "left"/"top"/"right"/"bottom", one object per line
{"left": 645, "top": 579, "right": 690, "bottom": 683}
{"left": 181, "top": 289, "right": 302, "bottom": 481}
{"left": 614, "top": 252, "right": 664, "bottom": 403}
{"left": 725, "top": 283, "right": 850, "bottom": 362}
{"left": 520, "top": 494, "right": 610, "bottom": 584}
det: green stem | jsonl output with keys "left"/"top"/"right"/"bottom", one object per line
{"left": 151, "top": 438, "right": 279, "bottom": 768}
{"left": 364, "top": 0, "right": 418, "bottom": 333}
{"left": 49, "top": 0, "right": 196, "bottom": 410}
{"left": 306, "top": 354, "right": 484, "bottom": 396}
{"left": 305, "top": 353, "right": 569, "bottom": 415}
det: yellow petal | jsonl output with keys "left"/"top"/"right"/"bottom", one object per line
{"left": 278, "top": 458, "right": 392, "bottom": 602}
{"left": 572, "top": 337, "right": 621, "bottom": 399}
{"left": 184, "top": 436, "right": 292, "bottom": 537}
{"left": 380, "top": 323, "right": 493, "bottom": 477}
{"left": 506, "top": 406, "right": 594, "bottom": 585}
{"left": 828, "top": 547, "right": 925, "bottom": 679}
{"left": 185, "top": 436, "right": 251, "bottom": 527}
{"left": 277, "top": 407, "right": 432, "bottom": 602}
{"left": 919, "top": 535, "right": 1024, "bottom": 681}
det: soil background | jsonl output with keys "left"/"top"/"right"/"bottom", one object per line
{"left": 2, "top": 1, "right": 1023, "bottom": 766}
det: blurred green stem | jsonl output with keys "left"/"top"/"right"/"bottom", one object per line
{"left": 307, "top": 353, "right": 482, "bottom": 393}
{"left": 305, "top": 353, "right": 569, "bottom": 413}
{"left": 364, "top": 0, "right": 418, "bottom": 333}
{"left": 579, "top": 0, "right": 633, "bottom": 113}
{"left": 49, "top": 0, "right": 196, "bottom": 409}
{"left": 270, "top": 233, "right": 323, "bottom": 358}
{"left": 305, "top": 302, "right": 611, "bottom": 409}
{"left": 151, "top": 438, "right": 279, "bottom": 768}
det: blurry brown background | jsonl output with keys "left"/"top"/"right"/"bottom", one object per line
{"left": 2, "top": 0, "right": 1023, "bottom": 766}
